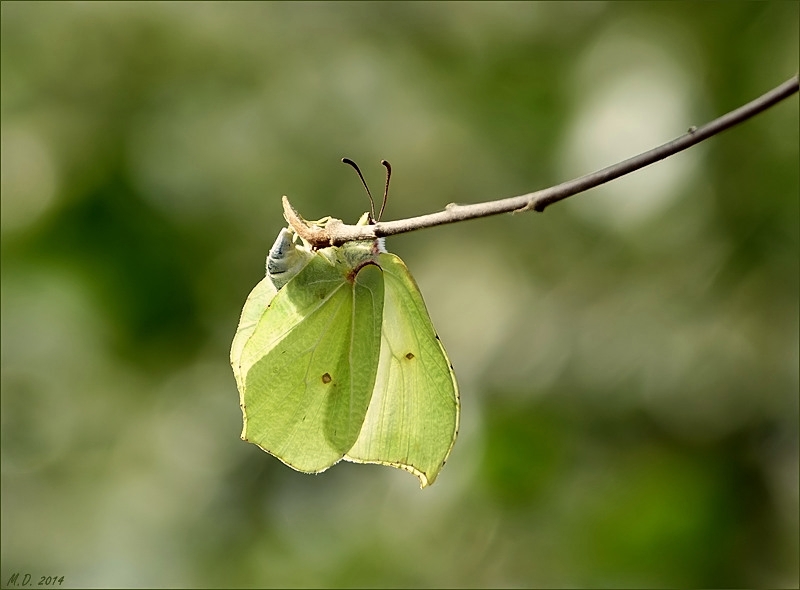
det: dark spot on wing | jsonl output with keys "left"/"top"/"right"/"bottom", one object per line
{"left": 405, "top": 352, "right": 415, "bottom": 360}
{"left": 322, "top": 372, "right": 332, "bottom": 384}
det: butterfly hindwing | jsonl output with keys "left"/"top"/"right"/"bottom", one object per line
{"left": 345, "top": 253, "right": 460, "bottom": 487}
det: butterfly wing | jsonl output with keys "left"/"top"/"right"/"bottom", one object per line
{"left": 231, "top": 277, "right": 278, "bottom": 395}
{"left": 239, "top": 253, "right": 384, "bottom": 473}
{"left": 345, "top": 253, "right": 460, "bottom": 487}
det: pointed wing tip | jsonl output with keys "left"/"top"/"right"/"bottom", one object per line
{"left": 390, "top": 463, "right": 436, "bottom": 489}
{"left": 411, "top": 467, "right": 439, "bottom": 489}
{"left": 343, "top": 455, "right": 442, "bottom": 489}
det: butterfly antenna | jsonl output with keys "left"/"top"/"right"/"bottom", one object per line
{"left": 342, "top": 158, "right": 376, "bottom": 222}
{"left": 378, "top": 160, "right": 391, "bottom": 222}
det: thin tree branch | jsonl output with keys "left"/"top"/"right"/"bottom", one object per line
{"left": 285, "top": 74, "right": 799, "bottom": 248}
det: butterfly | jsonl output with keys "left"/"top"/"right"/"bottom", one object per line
{"left": 230, "top": 160, "right": 459, "bottom": 487}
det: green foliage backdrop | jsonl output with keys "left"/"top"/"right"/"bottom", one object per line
{"left": 2, "top": 2, "right": 797, "bottom": 587}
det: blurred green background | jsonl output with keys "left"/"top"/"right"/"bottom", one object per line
{"left": 2, "top": 2, "right": 798, "bottom": 588}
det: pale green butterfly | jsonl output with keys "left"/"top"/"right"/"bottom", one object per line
{"left": 230, "top": 160, "right": 459, "bottom": 488}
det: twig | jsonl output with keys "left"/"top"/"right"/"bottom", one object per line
{"left": 285, "top": 75, "right": 799, "bottom": 248}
